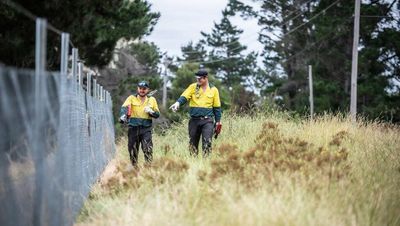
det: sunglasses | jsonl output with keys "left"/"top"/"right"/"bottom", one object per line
{"left": 196, "top": 76, "right": 206, "bottom": 80}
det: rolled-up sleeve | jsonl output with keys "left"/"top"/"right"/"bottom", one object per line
{"left": 120, "top": 96, "right": 132, "bottom": 117}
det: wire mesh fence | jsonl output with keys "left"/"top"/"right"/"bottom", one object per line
{"left": 0, "top": 66, "right": 115, "bottom": 226}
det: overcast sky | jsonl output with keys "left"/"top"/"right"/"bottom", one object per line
{"left": 145, "top": 0, "right": 263, "bottom": 60}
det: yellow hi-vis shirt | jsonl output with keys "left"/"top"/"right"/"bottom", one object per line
{"left": 177, "top": 83, "right": 222, "bottom": 122}
{"left": 120, "top": 95, "right": 160, "bottom": 127}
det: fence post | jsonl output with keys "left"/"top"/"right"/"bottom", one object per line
{"left": 107, "top": 92, "right": 110, "bottom": 105}
{"left": 308, "top": 65, "right": 314, "bottom": 120}
{"left": 78, "top": 62, "right": 83, "bottom": 90}
{"left": 35, "top": 18, "right": 47, "bottom": 76}
{"left": 97, "top": 84, "right": 101, "bottom": 100}
{"left": 87, "top": 72, "right": 92, "bottom": 96}
{"left": 99, "top": 86, "right": 104, "bottom": 101}
{"left": 34, "top": 17, "right": 47, "bottom": 226}
{"left": 60, "top": 33, "right": 69, "bottom": 76}
{"left": 96, "top": 84, "right": 99, "bottom": 100}
{"left": 93, "top": 79, "right": 97, "bottom": 99}
{"left": 71, "top": 48, "right": 78, "bottom": 80}
{"left": 107, "top": 91, "right": 111, "bottom": 104}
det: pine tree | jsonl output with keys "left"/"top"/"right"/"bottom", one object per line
{"left": 179, "top": 41, "right": 207, "bottom": 62}
{"left": 309, "top": 0, "right": 400, "bottom": 120}
{"left": 257, "top": 0, "right": 314, "bottom": 110}
{"left": 200, "top": 7, "right": 258, "bottom": 89}
{"left": 234, "top": 0, "right": 400, "bottom": 121}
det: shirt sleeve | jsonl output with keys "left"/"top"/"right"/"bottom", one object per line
{"left": 212, "top": 88, "right": 222, "bottom": 122}
{"left": 150, "top": 97, "right": 160, "bottom": 118}
{"left": 120, "top": 95, "right": 132, "bottom": 117}
{"left": 177, "top": 84, "right": 195, "bottom": 105}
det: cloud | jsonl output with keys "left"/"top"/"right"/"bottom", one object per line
{"left": 146, "top": 0, "right": 228, "bottom": 55}
{"left": 145, "top": 0, "right": 263, "bottom": 59}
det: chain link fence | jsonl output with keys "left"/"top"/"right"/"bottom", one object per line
{"left": 0, "top": 66, "right": 115, "bottom": 226}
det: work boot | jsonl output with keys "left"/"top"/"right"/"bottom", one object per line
{"left": 189, "top": 144, "right": 199, "bottom": 156}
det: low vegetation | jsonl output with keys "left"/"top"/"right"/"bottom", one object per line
{"left": 76, "top": 112, "right": 400, "bottom": 226}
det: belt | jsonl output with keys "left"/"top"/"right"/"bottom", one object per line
{"left": 191, "top": 116, "right": 212, "bottom": 120}
{"left": 129, "top": 125, "right": 151, "bottom": 129}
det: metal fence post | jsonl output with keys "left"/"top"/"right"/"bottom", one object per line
{"left": 107, "top": 92, "right": 110, "bottom": 105}
{"left": 97, "top": 84, "right": 101, "bottom": 100}
{"left": 34, "top": 17, "right": 47, "bottom": 226}
{"left": 308, "top": 65, "right": 314, "bottom": 120}
{"left": 35, "top": 18, "right": 47, "bottom": 76}
{"left": 71, "top": 48, "right": 78, "bottom": 80}
{"left": 93, "top": 79, "right": 97, "bottom": 99}
{"left": 95, "top": 84, "right": 98, "bottom": 100}
{"left": 78, "top": 62, "right": 83, "bottom": 89}
{"left": 60, "top": 33, "right": 69, "bottom": 76}
{"left": 87, "top": 73, "right": 92, "bottom": 96}
{"left": 101, "top": 86, "right": 103, "bottom": 101}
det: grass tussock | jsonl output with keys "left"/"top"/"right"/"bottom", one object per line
{"left": 101, "top": 156, "right": 189, "bottom": 195}
{"left": 208, "top": 122, "right": 350, "bottom": 190}
{"left": 76, "top": 113, "right": 400, "bottom": 226}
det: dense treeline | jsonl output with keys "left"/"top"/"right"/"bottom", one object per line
{"left": 1, "top": 0, "right": 399, "bottom": 122}
{"left": 176, "top": 0, "right": 400, "bottom": 122}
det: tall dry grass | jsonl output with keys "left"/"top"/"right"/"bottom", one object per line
{"left": 76, "top": 112, "right": 400, "bottom": 226}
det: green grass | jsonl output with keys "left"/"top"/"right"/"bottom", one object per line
{"left": 76, "top": 112, "right": 400, "bottom": 226}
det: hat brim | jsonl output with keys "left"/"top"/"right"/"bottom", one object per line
{"left": 195, "top": 73, "right": 208, "bottom": 76}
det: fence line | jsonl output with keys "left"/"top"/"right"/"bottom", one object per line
{"left": 0, "top": 2, "right": 116, "bottom": 226}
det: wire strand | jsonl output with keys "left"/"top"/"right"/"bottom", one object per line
{"left": 279, "top": 0, "right": 342, "bottom": 39}
{"left": 182, "top": 0, "right": 317, "bottom": 55}
{"left": 180, "top": 0, "right": 343, "bottom": 65}
{"left": 279, "top": 16, "right": 352, "bottom": 65}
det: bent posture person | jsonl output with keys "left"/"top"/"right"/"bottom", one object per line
{"left": 119, "top": 81, "right": 160, "bottom": 166}
{"left": 170, "top": 69, "right": 222, "bottom": 156}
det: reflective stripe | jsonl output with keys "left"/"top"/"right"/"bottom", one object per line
{"left": 189, "top": 107, "right": 214, "bottom": 118}
{"left": 177, "top": 96, "right": 188, "bottom": 105}
{"left": 128, "top": 118, "right": 153, "bottom": 127}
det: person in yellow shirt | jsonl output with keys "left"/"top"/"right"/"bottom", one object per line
{"left": 169, "top": 69, "right": 222, "bottom": 157}
{"left": 119, "top": 81, "right": 160, "bottom": 166}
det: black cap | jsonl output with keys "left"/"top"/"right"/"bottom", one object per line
{"left": 137, "top": 81, "right": 149, "bottom": 88}
{"left": 195, "top": 69, "right": 208, "bottom": 77}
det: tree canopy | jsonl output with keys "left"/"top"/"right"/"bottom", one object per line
{"left": 229, "top": 0, "right": 400, "bottom": 121}
{"left": 0, "top": 0, "right": 160, "bottom": 69}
